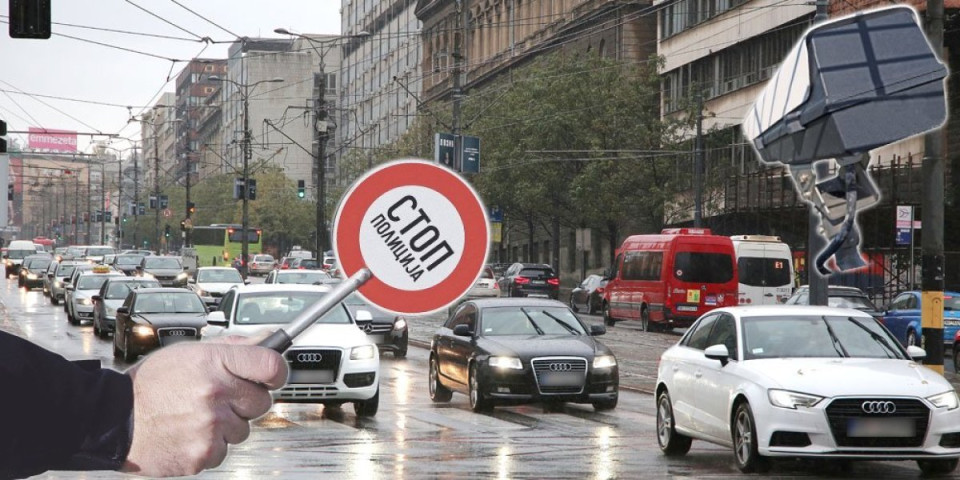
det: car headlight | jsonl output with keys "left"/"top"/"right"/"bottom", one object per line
{"left": 132, "top": 325, "right": 154, "bottom": 336}
{"left": 176, "top": 273, "right": 188, "bottom": 281}
{"left": 196, "top": 289, "right": 207, "bottom": 297}
{"left": 54, "top": 281, "right": 62, "bottom": 287}
{"left": 393, "top": 318, "right": 407, "bottom": 331}
{"left": 768, "top": 389, "right": 823, "bottom": 409}
{"left": 26, "top": 273, "right": 37, "bottom": 279}
{"left": 488, "top": 356, "right": 523, "bottom": 369}
{"left": 5, "top": 260, "right": 11, "bottom": 266}
{"left": 106, "top": 306, "right": 116, "bottom": 316}
{"left": 928, "top": 390, "right": 960, "bottom": 410}
{"left": 593, "top": 355, "right": 617, "bottom": 369}
{"left": 79, "top": 298, "right": 92, "bottom": 305}
{"left": 350, "top": 345, "right": 376, "bottom": 360}
{"left": 141, "top": 272, "right": 154, "bottom": 279}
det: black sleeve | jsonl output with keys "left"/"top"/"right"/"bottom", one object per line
{"left": 0, "top": 331, "right": 133, "bottom": 479}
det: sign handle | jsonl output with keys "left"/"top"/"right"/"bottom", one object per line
{"left": 257, "top": 268, "right": 373, "bottom": 353}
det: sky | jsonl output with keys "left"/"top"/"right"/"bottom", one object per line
{"left": 0, "top": 0, "right": 341, "bottom": 152}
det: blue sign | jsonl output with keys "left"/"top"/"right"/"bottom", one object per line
{"left": 896, "top": 228, "right": 911, "bottom": 245}
{"left": 489, "top": 205, "right": 503, "bottom": 222}
{"left": 434, "top": 133, "right": 456, "bottom": 169}
{"left": 461, "top": 135, "right": 480, "bottom": 174}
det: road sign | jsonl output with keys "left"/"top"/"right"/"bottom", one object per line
{"left": 434, "top": 133, "right": 456, "bottom": 169}
{"left": 461, "top": 135, "right": 480, "bottom": 173}
{"left": 333, "top": 159, "right": 489, "bottom": 315}
{"left": 162, "top": 208, "right": 172, "bottom": 218}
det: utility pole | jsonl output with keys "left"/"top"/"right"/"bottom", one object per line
{"left": 117, "top": 162, "right": 124, "bottom": 248}
{"left": 133, "top": 147, "right": 139, "bottom": 248}
{"left": 314, "top": 71, "right": 327, "bottom": 258}
{"left": 86, "top": 165, "right": 92, "bottom": 244}
{"left": 99, "top": 161, "right": 105, "bottom": 244}
{"left": 694, "top": 91, "right": 704, "bottom": 228}
{"left": 451, "top": 0, "right": 466, "bottom": 170}
{"left": 184, "top": 149, "right": 192, "bottom": 247}
{"left": 806, "top": 0, "right": 830, "bottom": 306}
{"left": 922, "top": 0, "right": 945, "bottom": 372}
{"left": 73, "top": 172, "right": 79, "bottom": 244}
{"left": 154, "top": 123, "right": 161, "bottom": 254}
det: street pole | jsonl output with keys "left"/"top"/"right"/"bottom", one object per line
{"left": 86, "top": 165, "right": 92, "bottom": 244}
{"left": 117, "top": 162, "right": 123, "bottom": 249}
{"left": 133, "top": 147, "right": 139, "bottom": 248}
{"left": 100, "top": 161, "right": 105, "bottom": 244}
{"left": 315, "top": 69, "right": 326, "bottom": 258}
{"left": 694, "top": 91, "right": 704, "bottom": 228}
{"left": 451, "top": 0, "right": 465, "bottom": 170}
{"left": 154, "top": 122, "right": 161, "bottom": 254}
{"left": 806, "top": 0, "right": 830, "bottom": 306}
{"left": 241, "top": 81, "right": 251, "bottom": 279}
{"left": 73, "top": 173, "right": 79, "bottom": 244}
{"left": 922, "top": 0, "right": 945, "bottom": 373}
{"left": 185, "top": 150, "right": 192, "bottom": 247}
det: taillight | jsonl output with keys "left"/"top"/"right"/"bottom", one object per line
{"left": 515, "top": 276, "right": 530, "bottom": 285}
{"left": 547, "top": 278, "right": 560, "bottom": 286}
{"left": 595, "top": 287, "right": 604, "bottom": 295}
{"left": 494, "top": 282, "right": 500, "bottom": 290}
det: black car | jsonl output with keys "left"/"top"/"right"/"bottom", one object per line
{"left": 568, "top": 274, "right": 608, "bottom": 315}
{"left": 19, "top": 255, "right": 53, "bottom": 289}
{"left": 343, "top": 292, "right": 408, "bottom": 357}
{"left": 112, "top": 254, "right": 145, "bottom": 276}
{"left": 113, "top": 288, "right": 207, "bottom": 362}
{"left": 784, "top": 285, "right": 883, "bottom": 319}
{"left": 429, "top": 298, "right": 618, "bottom": 412}
{"left": 497, "top": 263, "right": 560, "bottom": 299}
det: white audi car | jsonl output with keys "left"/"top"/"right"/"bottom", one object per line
{"left": 201, "top": 284, "right": 380, "bottom": 416}
{"left": 656, "top": 305, "right": 960, "bottom": 476}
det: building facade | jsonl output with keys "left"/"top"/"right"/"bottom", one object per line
{"left": 140, "top": 92, "right": 178, "bottom": 197}
{"left": 175, "top": 59, "right": 227, "bottom": 185}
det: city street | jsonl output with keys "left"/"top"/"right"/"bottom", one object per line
{"left": 2, "top": 274, "right": 955, "bottom": 479}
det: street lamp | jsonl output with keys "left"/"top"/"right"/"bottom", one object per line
{"left": 209, "top": 75, "right": 283, "bottom": 278}
{"left": 274, "top": 28, "right": 370, "bottom": 259}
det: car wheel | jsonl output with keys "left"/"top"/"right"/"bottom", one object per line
{"left": 68, "top": 308, "right": 79, "bottom": 326}
{"left": 587, "top": 297, "right": 597, "bottom": 315}
{"left": 656, "top": 390, "right": 692, "bottom": 456}
{"left": 93, "top": 320, "right": 101, "bottom": 337}
{"left": 354, "top": 387, "right": 379, "bottom": 417}
{"left": 469, "top": 363, "right": 492, "bottom": 412}
{"left": 395, "top": 337, "right": 408, "bottom": 358}
{"left": 641, "top": 307, "right": 651, "bottom": 332}
{"left": 732, "top": 401, "right": 769, "bottom": 473}
{"left": 906, "top": 329, "right": 919, "bottom": 347}
{"left": 592, "top": 396, "right": 618, "bottom": 411}
{"left": 51, "top": 295, "right": 59, "bottom": 306}
{"left": 917, "top": 458, "right": 959, "bottom": 476}
{"left": 123, "top": 333, "right": 136, "bottom": 363}
{"left": 602, "top": 302, "right": 616, "bottom": 327}
{"left": 429, "top": 355, "right": 453, "bottom": 402}
{"left": 569, "top": 295, "right": 579, "bottom": 313}
{"left": 113, "top": 333, "right": 122, "bottom": 359}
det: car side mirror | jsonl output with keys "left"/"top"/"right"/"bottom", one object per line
{"left": 906, "top": 345, "right": 926, "bottom": 361}
{"left": 116, "top": 306, "right": 129, "bottom": 315}
{"left": 452, "top": 324, "right": 472, "bottom": 337}
{"left": 66, "top": 285, "right": 74, "bottom": 291}
{"left": 355, "top": 310, "right": 373, "bottom": 321}
{"left": 47, "top": 273, "right": 54, "bottom": 278}
{"left": 188, "top": 278, "right": 196, "bottom": 284}
{"left": 206, "top": 311, "right": 228, "bottom": 327}
{"left": 243, "top": 279, "right": 251, "bottom": 285}
{"left": 704, "top": 344, "right": 730, "bottom": 366}
{"left": 92, "top": 295, "right": 101, "bottom": 302}
{"left": 590, "top": 324, "right": 606, "bottom": 336}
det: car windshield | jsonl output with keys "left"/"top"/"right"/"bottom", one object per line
{"left": 25, "top": 258, "right": 51, "bottom": 269}
{"left": 480, "top": 267, "right": 494, "bottom": 279}
{"left": 254, "top": 255, "right": 274, "bottom": 262}
{"left": 673, "top": 251, "right": 734, "bottom": 283}
{"left": 78, "top": 275, "right": 113, "bottom": 290}
{"left": 233, "top": 292, "right": 349, "bottom": 325}
{"left": 480, "top": 306, "right": 587, "bottom": 336}
{"left": 57, "top": 265, "right": 78, "bottom": 277}
{"left": 519, "top": 268, "right": 553, "bottom": 278}
{"left": 144, "top": 258, "right": 181, "bottom": 269}
{"left": 106, "top": 281, "right": 160, "bottom": 300}
{"left": 67, "top": 247, "right": 86, "bottom": 257}
{"left": 6, "top": 250, "right": 34, "bottom": 259}
{"left": 742, "top": 315, "right": 907, "bottom": 360}
{"left": 277, "top": 271, "right": 330, "bottom": 284}
{"left": 828, "top": 295, "right": 876, "bottom": 311}
{"left": 115, "top": 255, "right": 143, "bottom": 265}
{"left": 197, "top": 269, "right": 243, "bottom": 283}
{"left": 135, "top": 292, "right": 205, "bottom": 314}
{"left": 297, "top": 260, "right": 320, "bottom": 269}
{"left": 944, "top": 296, "right": 960, "bottom": 311}
{"left": 86, "top": 247, "right": 114, "bottom": 256}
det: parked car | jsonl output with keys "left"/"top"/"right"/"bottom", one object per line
{"left": 66, "top": 267, "right": 124, "bottom": 325}
{"left": 290, "top": 257, "right": 322, "bottom": 270}
{"left": 655, "top": 305, "right": 959, "bottom": 475}
{"left": 343, "top": 292, "right": 408, "bottom": 358}
{"left": 264, "top": 269, "right": 333, "bottom": 285}
{"left": 113, "top": 288, "right": 208, "bottom": 361}
{"left": 784, "top": 285, "right": 883, "bottom": 319}
{"left": 497, "top": 263, "right": 560, "bottom": 300}
{"left": 189, "top": 267, "right": 246, "bottom": 306}
{"left": 248, "top": 254, "right": 277, "bottom": 276}
{"left": 91, "top": 277, "right": 161, "bottom": 338}
{"left": 137, "top": 256, "right": 188, "bottom": 287}
{"left": 48, "top": 261, "right": 86, "bottom": 305}
{"left": 112, "top": 254, "right": 145, "bottom": 276}
{"left": 568, "top": 274, "right": 607, "bottom": 315}
{"left": 465, "top": 266, "right": 499, "bottom": 299}
{"left": 202, "top": 284, "right": 380, "bottom": 416}
{"left": 881, "top": 290, "right": 960, "bottom": 348}
{"left": 429, "top": 298, "right": 618, "bottom": 412}
{"left": 18, "top": 255, "right": 52, "bottom": 289}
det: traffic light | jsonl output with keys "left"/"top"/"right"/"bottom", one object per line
{"left": 187, "top": 201, "right": 196, "bottom": 214}
{"left": 180, "top": 220, "right": 186, "bottom": 231}
{"left": 122, "top": 215, "right": 128, "bottom": 224}
{"left": 9, "top": 0, "right": 51, "bottom": 39}
{"left": 164, "top": 224, "right": 171, "bottom": 238}
{"left": 297, "top": 180, "right": 305, "bottom": 199}
{"left": 247, "top": 179, "right": 257, "bottom": 200}
{"left": 0, "top": 119, "right": 6, "bottom": 154}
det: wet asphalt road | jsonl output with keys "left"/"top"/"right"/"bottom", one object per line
{"left": 0, "top": 275, "right": 950, "bottom": 479}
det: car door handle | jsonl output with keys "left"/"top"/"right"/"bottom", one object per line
{"left": 763, "top": 293, "right": 774, "bottom": 297}
{"left": 694, "top": 371, "right": 703, "bottom": 378}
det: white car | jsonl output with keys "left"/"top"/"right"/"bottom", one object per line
{"left": 202, "top": 284, "right": 380, "bottom": 416}
{"left": 466, "top": 265, "right": 499, "bottom": 298}
{"left": 655, "top": 305, "right": 960, "bottom": 475}
{"left": 66, "top": 269, "right": 124, "bottom": 325}
{"left": 189, "top": 267, "right": 247, "bottom": 306}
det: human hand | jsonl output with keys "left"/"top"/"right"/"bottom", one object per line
{"left": 121, "top": 340, "right": 288, "bottom": 477}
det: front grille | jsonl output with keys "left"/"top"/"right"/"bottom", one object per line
{"left": 276, "top": 385, "right": 340, "bottom": 400}
{"left": 343, "top": 372, "right": 376, "bottom": 388}
{"left": 356, "top": 321, "right": 393, "bottom": 335}
{"left": 209, "top": 291, "right": 224, "bottom": 298}
{"left": 825, "top": 398, "right": 929, "bottom": 448}
{"left": 531, "top": 357, "right": 587, "bottom": 395}
{"left": 157, "top": 327, "right": 198, "bottom": 346}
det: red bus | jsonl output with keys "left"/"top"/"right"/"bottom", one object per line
{"left": 601, "top": 228, "right": 738, "bottom": 331}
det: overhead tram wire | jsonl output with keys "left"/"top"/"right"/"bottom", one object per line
{"left": 0, "top": 79, "right": 105, "bottom": 134}
{"left": 123, "top": 0, "right": 208, "bottom": 41}
{"left": 167, "top": 0, "right": 241, "bottom": 38}
{"left": 0, "top": 15, "right": 202, "bottom": 42}
{"left": 0, "top": 88, "right": 148, "bottom": 109}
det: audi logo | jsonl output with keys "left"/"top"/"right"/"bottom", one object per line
{"left": 549, "top": 363, "right": 572, "bottom": 372}
{"left": 363, "top": 323, "right": 374, "bottom": 334}
{"left": 296, "top": 353, "right": 324, "bottom": 363}
{"left": 862, "top": 401, "right": 897, "bottom": 414}
{"left": 166, "top": 330, "right": 186, "bottom": 337}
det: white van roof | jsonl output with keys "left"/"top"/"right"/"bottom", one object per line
{"left": 730, "top": 235, "right": 782, "bottom": 243}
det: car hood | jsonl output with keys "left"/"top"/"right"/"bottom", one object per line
{"left": 206, "top": 322, "right": 371, "bottom": 348}
{"left": 145, "top": 268, "right": 183, "bottom": 276}
{"left": 344, "top": 304, "right": 396, "bottom": 325}
{"left": 480, "top": 335, "right": 605, "bottom": 359}
{"left": 741, "top": 358, "right": 953, "bottom": 397}
{"left": 135, "top": 313, "right": 208, "bottom": 329}
{"left": 116, "top": 265, "right": 139, "bottom": 271}
{"left": 196, "top": 282, "right": 241, "bottom": 294}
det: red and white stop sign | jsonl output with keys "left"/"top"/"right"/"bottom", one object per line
{"left": 333, "top": 159, "right": 490, "bottom": 315}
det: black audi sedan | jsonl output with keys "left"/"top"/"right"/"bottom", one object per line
{"left": 429, "top": 298, "right": 618, "bottom": 412}
{"left": 113, "top": 287, "right": 207, "bottom": 362}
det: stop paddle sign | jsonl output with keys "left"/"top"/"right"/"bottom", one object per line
{"left": 333, "top": 159, "right": 490, "bottom": 315}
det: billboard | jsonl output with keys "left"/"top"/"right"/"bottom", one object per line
{"left": 28, "top": 127, "right": 77, "bottom": 152}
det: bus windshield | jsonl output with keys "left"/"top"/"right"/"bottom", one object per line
{"left": 673, "top": 251, "right": 734, "bottom": 283}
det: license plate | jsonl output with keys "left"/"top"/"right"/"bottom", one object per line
{"left": 539, "top": 372, "right": 582, "bottom": 387}
{"left": 847, "top": 418, "right": 915, "bottom": 437}
{"left": 161, "top": 336, "right": 195, "bottom": 346}
{"left": 676, "top": 305, "right": 698, "bottom": 312}
{"left": 531, "top": 280, "right": 545, "bottom": 285}
{"left": 289, "top": 370, "right": 335, "bottom": 384}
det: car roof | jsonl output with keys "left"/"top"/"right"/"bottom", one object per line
{"left": 233, "top": 284, "right": 335, "bottom": 294}
{"left": 465, "top": 297, "right": 568, "bottom": 309}
{"left": 130, "top": 287, "right": 194, "bottom": 294}
{"left": 198, "top": 266, "right": 239, "bottom": 271}
{"left": 711, "top": 305, "right": 875, "bottom": 318}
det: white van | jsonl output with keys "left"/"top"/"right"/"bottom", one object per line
{"left": 730, "top": 235, "right": 794, "bottom": 305}
{"left": 5, "top": 240, "right": 40, "bottom": 277}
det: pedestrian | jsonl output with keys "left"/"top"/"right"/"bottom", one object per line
{"left": 0, "top": 331, "right": 287, "bottom": 478}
